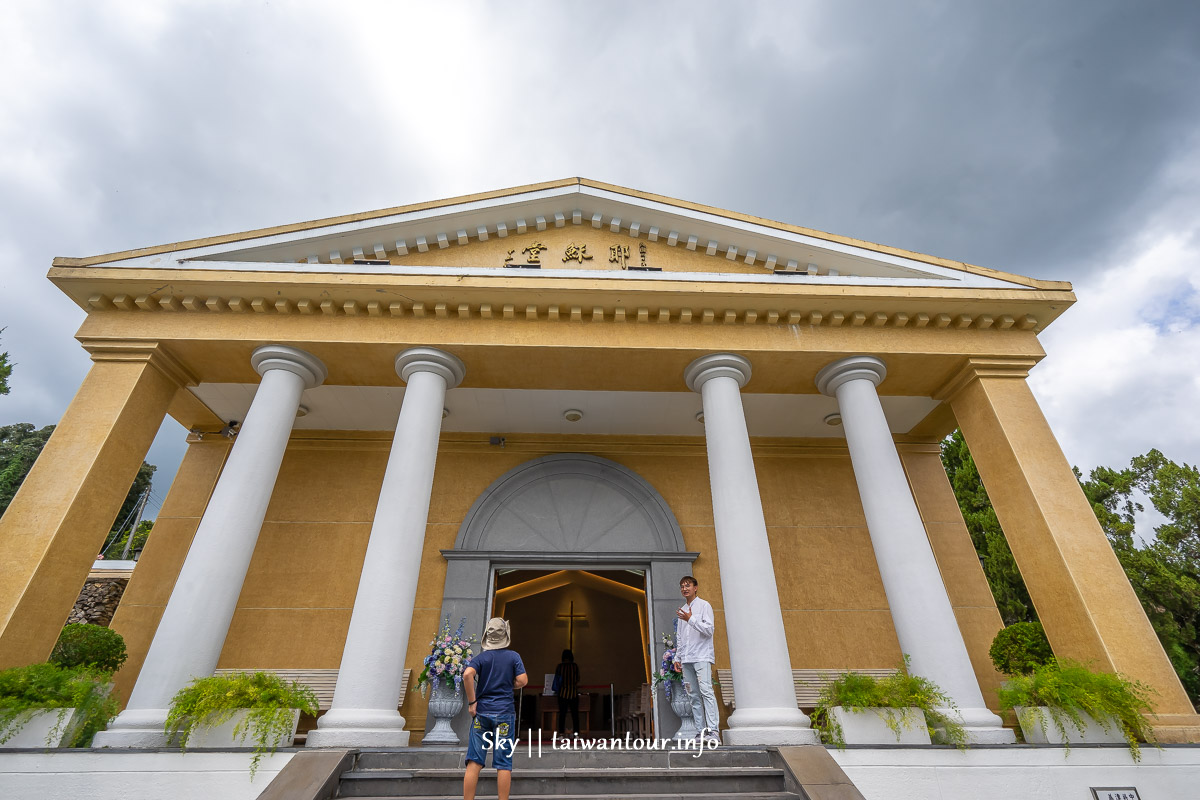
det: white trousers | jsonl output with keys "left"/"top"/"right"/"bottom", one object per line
{"left": 681, "top": 661, "right": 719, "bottom": 734}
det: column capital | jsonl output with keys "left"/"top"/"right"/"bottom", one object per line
{"left": 815, "top": 355, "right": 886, "bottom": 397}
{"left": 80, "top": 339, "right": 199, "bottom": 388}
{"left": 933, "top": 357, "right": 1039, "bottom": 401}
{"left": 395, "top": 347, "right": 466, "bottom": 388}
{"left": 251, "top": 345, "right": 328, "bottom": 389}
{"left": 684, "top": 353, "right": 752, "bottom": 392}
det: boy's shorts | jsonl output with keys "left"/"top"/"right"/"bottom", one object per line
{"left": 465, "top": 713, "right": 516, "bottom": 771}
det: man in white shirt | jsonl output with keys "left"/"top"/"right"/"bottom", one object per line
{"left": 672, "top": 575, "right": 719, "bottom": 744}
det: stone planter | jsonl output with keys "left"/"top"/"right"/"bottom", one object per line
{"left": 423, "top": 679, "right": 463, "bottom": 744}
{"left": 184, "top": 709, "right": 301, "bottom": 749}
{"left": 829, "top": 706, "right": 931, "bottom": 745}
{"left": 0, "top": 709, "right": 79, "bottom": 748}
{"left": 1014, "top": 706, "right": 1126, "bottom": 745}
{"left": 669, "top": 682, "right": 698, "bottom": 741}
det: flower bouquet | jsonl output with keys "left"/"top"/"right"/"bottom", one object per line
{"left": 650, "top": 630, "right": 684, "bottom": 700}
{"left": 417, "top": 617, "right": 477, "bottom": 698}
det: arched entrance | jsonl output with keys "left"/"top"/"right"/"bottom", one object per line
{"left": 436, "top": 454, "right": 697, "bottom": 741}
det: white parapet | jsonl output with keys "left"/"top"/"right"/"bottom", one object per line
{"left": 0, "top": 750, "right": 295, "bottom": 800}
{"left": 829, "top": 745, "right": 1200, "bottom": 800}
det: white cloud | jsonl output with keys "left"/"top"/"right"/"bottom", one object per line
{"left": 1030, "top": 225, "right": 1200, "bottom": 476}
{"left": 3, "top": 0, "right": 1200, "bottom": 523}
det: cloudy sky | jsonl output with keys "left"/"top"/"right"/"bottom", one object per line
{"left": 1, "top": 1, "right": 1198, "bottom": 527}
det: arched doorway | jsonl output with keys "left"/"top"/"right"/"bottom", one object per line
{"left": 436, "top": 454, "right": 697, "bottom": 741}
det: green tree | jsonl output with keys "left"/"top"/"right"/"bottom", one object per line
{"left": 111, "top": 462, "right": 156, "bottom": 533}
{"left": 1077, "top": 451, "right": 1200, "bottom": 702}
{"left": 103, "top": 519, "right": 154, "bottom": 560}
{"left": 0, "top": 327, "right": 12, "bottom": 395}
{"left": 0, "top": 424, "right": 156, "bottom": 538}
{"left": 940, "top": 429, "right": 1035, "bottom": 624}
{"left": 0, "top": 423, "right": 55, "bottom": 516}
{"left": 942, "top": 431, "right": 1200, "bottom": 705}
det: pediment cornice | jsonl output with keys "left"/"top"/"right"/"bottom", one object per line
{"left": 50, "top": 178, "right": 1068, "bottom": 293}
{"left": 50, "top": 263, "right": 1071, "bottom": 333}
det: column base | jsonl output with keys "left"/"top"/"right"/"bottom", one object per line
{"left": 945, "top": 706, "right": 1016, "bottom": 744}
{"left": 92, "top": 708, "right": 172, "bottom": 748}
{"left": 962, "top": 726, "right": 1017, "bottom": 744}
{"left": 306, "top": 707, "right": 410, "bottom": 748}
{"left": 722, "top": 726, "right": 821, "bottom": 745}
{"left": 1149, "top": 713, "right": 1200, "bottom": 743}
{"left": 724, "top": 705, "right": 819, "bottom": 745}
{"left": 306, "top": 727, "right": 411, "bottom": 748}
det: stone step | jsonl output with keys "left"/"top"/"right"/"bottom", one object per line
{"left": 337, "top": 766, "right": 788, "bottom": 798}
{"left": 354, "top": 747, "right": 775, "bottom": 771}
{"left": 345, "top": 794, "right": 803, "bottom": 800}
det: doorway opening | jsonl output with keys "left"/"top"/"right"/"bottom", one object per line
{"left": 493, "top": 568, "right": 652, "bottom": 738}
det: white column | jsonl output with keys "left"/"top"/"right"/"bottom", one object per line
{"left": 816, "top": 355, "right": 1014, "bottom": 743}
{"left": 307, "top": 347, "right": 464, "bottom": 747}
{"left": 95, "top": 345, "right": 326, "bottom": 747}
{"left": 684, "top": 354, "right": 818, "bottom": 745}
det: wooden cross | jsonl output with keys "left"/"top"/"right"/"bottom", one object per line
{"left": 557, "top": 601, "right": 587, "bottom": 650}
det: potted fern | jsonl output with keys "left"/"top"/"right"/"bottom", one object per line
{"left": 0, "top": 663, "right": 119, "bottom": 748}
{"left": 165, "top": 671, "right": 317, "bottom": 776}
{"left": 811, "top": 657, "right": 967, "bottom": 748}
{"left": 0, "top": 624, "right": 126, "bottom": 748}
{"left": 990, "top": 623, "right": 1157, "bottom": 759}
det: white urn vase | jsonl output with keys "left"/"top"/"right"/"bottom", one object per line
{"left": 423, "top": 679, "right": 463, "bottom": 744}
{"left": 669, "top": 682, "right": 698, "bottom": 740}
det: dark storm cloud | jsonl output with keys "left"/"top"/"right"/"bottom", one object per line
{"left": 627, "top": 1, "right": 1200, "bottom": 280}
{"left": 2, "top": 0, "right": 1199, "bottom": 498}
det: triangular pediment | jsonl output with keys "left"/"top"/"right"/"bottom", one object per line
{"left": 56, "top": 179, "right": 1060, "bottom": 291}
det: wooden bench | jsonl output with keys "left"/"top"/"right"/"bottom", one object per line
{"left": 715, "top": 668, "right": 900, "bottom": 711}
{"left": 214, "top": 668, "right": 411, "bottom": 712}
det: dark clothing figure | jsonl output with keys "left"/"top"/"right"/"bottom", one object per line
{"left": 468, "top": 648, "right": 525, "bottom": 716}
{"left": 554, "top": 649, "right": 581, "bottom": 734}
{"left": 464, "top": 618, "right": 528, "bottom": 800}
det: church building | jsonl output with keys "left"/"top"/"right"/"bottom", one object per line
{"left": 1, "top": 178, "right": 1196, "bottom": 748}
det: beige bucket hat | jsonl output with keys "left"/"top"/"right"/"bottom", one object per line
{"left": 482, "top": 617, "right": 511, "bottom": 650}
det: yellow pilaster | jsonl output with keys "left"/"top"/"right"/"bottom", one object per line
{"left": 943, "top": 359, "right": 1200, "bottom": 740}
{"left": 0, "top": 344, "right": 186, "bottom": 668}
{"left": 898, "top": 442, "right": 1008, "bottom": 708}
{"left": 108, "top": 437, "right": 232, "bottom": 702}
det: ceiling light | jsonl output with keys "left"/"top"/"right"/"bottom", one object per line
{"left": 563, "top": 409, "right": 584, "bottom": 422}
{"left": 442, "top": 407, "right": 450, "bottom": 419}
{"left": 824, "top": 413, "right": 843, "bottom": 427}
{"left": 296, "top": 405, "right": 310, "bottom": 418}
{"left": 695, "top": 411, "right": 705, "bottom": 424}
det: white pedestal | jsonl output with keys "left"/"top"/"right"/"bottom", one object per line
{"left": 0, "top": 709, "right": 77, "bottom": 748}
{"left": 1015, "top": 706, "right": 1126, "bottom": 745}
{"left": 830, "top": 706, "right": 931, "bottom": 745}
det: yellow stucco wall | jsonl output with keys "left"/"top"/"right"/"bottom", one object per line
{"left": 11, "top": 179, "right": 1190, "bottom": 744}
{"left": 110, "top": 430, "right": 1005, "bottom": 731}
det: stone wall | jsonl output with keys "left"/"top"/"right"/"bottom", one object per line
{"left": 68, "top": 578, "right": 128, "bottom": 627}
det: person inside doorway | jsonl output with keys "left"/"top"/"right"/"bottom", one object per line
{"left": 673, "top": 575, "right": 719, "bottom": 745}
{"left": 463, "top": 617, "right": 528, "bottom": 800}
{"left": 554, "top": 648, "right": 581, "bottom": 735}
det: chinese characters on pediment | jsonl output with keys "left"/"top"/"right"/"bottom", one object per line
{"left": 503, "top": 240, "right": 659, "bottom": 271}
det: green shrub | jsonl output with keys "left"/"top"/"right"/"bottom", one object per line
{"left": 989, "top": 622, "right": 1053, "bottom": 676}
{"left": 165, "top": 672, "right": 318, "bottom": 777}
{"left": 811, "top": 657, "right": 967, "bottom": 748}
{"left": 0, "top": 663, "right": 119, "bottom": 747}
{"left": 50, "top": 624, "right": 128, "bottom": 673}
{"left": 997, "top": 659, "right": 1157, "bottom": 760}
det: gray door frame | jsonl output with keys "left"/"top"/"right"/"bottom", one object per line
{"left": 434, "top": 454, "right": 697, "bottom": 744}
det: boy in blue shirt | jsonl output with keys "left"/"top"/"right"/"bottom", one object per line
{"left": 462, "top": 617, "right": 528, "bottom": 800}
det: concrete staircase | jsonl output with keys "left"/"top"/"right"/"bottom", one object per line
{"left": 333, "top": 746, "right": 805, "bottom": 799}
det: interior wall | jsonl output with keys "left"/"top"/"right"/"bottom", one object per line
{"left": 502, "top": 581, "right": 646, "bottom": 696}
